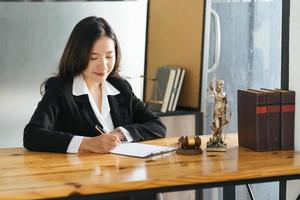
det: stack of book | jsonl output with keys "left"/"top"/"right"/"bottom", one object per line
{"left": 237, "top": 89, "right": 295, "bottom": 151}
{"left": 148, "top": 66, "right": 186, "bottom": 113}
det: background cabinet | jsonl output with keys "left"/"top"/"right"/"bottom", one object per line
{"left": 157, "top": 111, "right": 203, "bottom": 136}
{"left": 144, "top": 0, "right": 205, "bottom": 110}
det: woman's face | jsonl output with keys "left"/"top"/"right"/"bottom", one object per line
{"left": 82, "top": 36, "right": 116, "bottom": 85}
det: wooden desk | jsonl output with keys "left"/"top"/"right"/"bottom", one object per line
{"left": 0, "top": 134, "right": 300, "bottom": 200}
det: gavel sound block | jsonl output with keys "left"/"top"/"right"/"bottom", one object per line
{"left": 176, "top": 136, "right": 203, "bottom": 155}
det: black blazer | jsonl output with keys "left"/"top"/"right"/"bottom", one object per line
{"left": 23, "top": 75, "right": 166, "bottom": 153}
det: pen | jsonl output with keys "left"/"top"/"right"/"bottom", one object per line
{"left": 95, "top": 125, "right": 120, "bottom": 147}
{"left": 95, "top": 125, "right": 105, "bottom": 135}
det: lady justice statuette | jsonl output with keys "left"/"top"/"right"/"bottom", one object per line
{"left": 206, "top": 80, "right": 231, "bottom": 152}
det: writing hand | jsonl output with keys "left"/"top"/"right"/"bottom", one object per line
{"left": 109, "top": 129, "right": 125, "bottom": 142}
{"left": 79, "top": 134, "right": 121, "bottom": 153}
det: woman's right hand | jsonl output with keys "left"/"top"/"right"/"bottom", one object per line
{"left": 79, "top": 134, "right": 121, "bottom": 153}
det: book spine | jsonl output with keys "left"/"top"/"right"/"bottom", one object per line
{"left": 238, "top": 90, "right": 267, "bottom": 151}
{"left": 168, "top": 68, "right": 181, "bottom": 111}
{"left": 279, "top": 91, "right": 295, "bottom": 150}
{"left": 238, "top": 90, "right": 252, "bottom": 149}
{"left": 255, "top": 93, "right": 268, "bottom": 151}
{"left": 172, "top": 69, "right": 185, "bottom": 111}
{"left": 265, "top": 92, "right": 281, "bottom": 151}
{"left": 161, "top": 69, "right": 176, "bottom": 112}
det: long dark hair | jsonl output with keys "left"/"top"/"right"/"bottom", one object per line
{"left": 59, "top": 16, "right": 121, "bottom": 78}
{"left": 41, "top": 16, "right": 121, "bottom": 93}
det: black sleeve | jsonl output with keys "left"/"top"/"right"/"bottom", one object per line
{"left": 23, "top": 82, "right": 73, "bottom": 153}
{"left": 123, "top": 92, "right": 166, "bottom": 142}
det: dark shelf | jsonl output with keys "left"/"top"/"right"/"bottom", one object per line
{"left": 154, "top": 109, "right": 200, "bottom": 117}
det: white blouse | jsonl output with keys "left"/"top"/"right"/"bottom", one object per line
{"left": 67, "top": 74, "right": 132, "bottom": 153}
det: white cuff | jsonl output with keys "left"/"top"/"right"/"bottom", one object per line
{"left": 67, "top": 136, "right": 84, "bottom": 153}
{"left": 118, "top": 127, "right": 133, "bottom": 142}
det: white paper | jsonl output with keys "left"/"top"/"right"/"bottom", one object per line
{"left": 110, "top": 143, "right": 176, "bottom": 158}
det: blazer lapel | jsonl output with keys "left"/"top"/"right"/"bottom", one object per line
{"left": 108, "top": 94, "right": 127, "bottom": 127}
{"left": 74, "top": 95, "right": 104, "bottom": 133}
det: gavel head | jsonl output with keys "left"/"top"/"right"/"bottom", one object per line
{"left": 194, "top": 136, "right": 201, "bottom": 148}
{"left": 178, "top": 136, "right": 201, "bottom": 150}
{"left": 178, "top": 136, "right": 188, "bottom": 149}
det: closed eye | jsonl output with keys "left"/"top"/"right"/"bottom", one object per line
{"left": 90, "top": 57, "right": 98, "bottom": 60}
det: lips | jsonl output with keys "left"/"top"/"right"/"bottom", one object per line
{"left": 94, "top": 72, "right": 105, "bottom": 76}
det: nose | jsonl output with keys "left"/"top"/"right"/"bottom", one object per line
{"left": 96, "top": 58, "right": 108, "bottom": 71}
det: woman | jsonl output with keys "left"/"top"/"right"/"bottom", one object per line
{"left": 23, "top": 16, "right": 166, "bottom": 154}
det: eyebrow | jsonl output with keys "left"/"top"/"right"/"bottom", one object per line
{"left": 90, "top": 51, "right": 114, "bottom": 55}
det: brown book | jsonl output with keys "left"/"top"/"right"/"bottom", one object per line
{"left": 238, "top": 90, "right": 267, "bottom": 151}
{"left": 259, "top": 89, "right": 281, "bottom": 151}
{"left": 275, "top": 89, "right": 295, "bottom": 150}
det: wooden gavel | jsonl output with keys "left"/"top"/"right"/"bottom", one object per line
{"left": 178, "top": 136, "right": 201, "bottom": 150}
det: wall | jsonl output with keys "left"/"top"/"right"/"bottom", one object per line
{"left": 287, "top": 0, "right": 300, "bottom": 199}
{"left": 0, "top": 1, "right": 148, "bottom": 148}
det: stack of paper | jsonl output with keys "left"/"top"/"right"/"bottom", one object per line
{"left": 110, "top": 143, "right": 176, "bottom": 158}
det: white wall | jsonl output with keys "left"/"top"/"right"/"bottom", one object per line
{"left": 287, "top": 0, "right": 300, "bottom": 199}
{"left": 0, "top": 1, "right": 148, "bottom": 148}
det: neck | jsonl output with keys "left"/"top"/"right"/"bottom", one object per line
{"left": 82, "top": 74, "right": 102, "bottom": 93}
